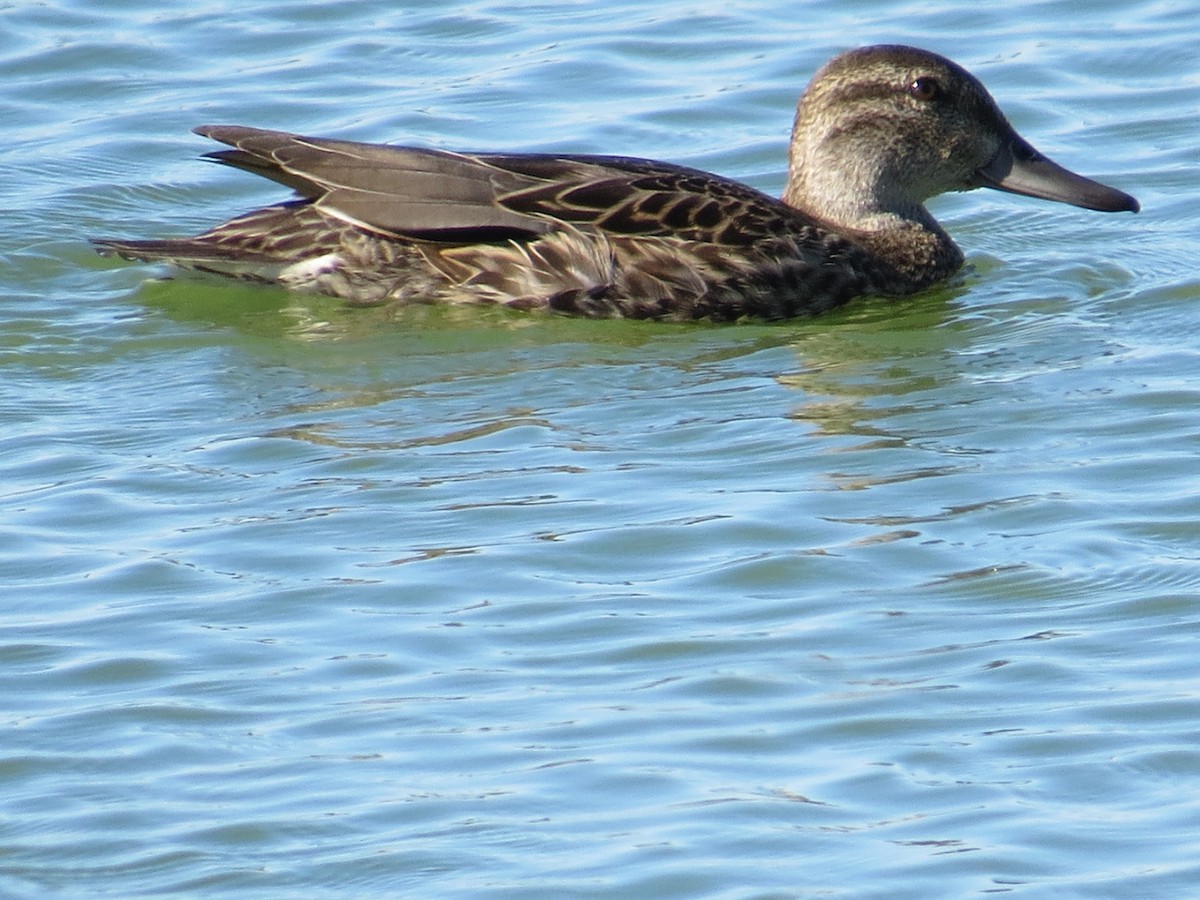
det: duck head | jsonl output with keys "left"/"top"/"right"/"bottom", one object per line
{"left": 783, "top": 45, "right": 1139, "bottom": 230}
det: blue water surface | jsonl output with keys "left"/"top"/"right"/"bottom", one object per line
{"left": 3, "top": 0, "right": 1200, "bottom": 896}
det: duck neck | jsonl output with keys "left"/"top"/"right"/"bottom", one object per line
{"left": 781, "top": 108, "right": 964, "bottom": 290}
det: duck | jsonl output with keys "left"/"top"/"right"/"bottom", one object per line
{"left": 95, "top": 44, "right": 1138, "bottom": 321}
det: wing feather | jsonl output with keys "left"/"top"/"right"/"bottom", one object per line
{"left": 194, "top": 125, "right": 807, "bottom": 247}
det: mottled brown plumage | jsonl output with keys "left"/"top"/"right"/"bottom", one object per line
{"left": 95, "top": 45, "right": 1138, "bottom": 321}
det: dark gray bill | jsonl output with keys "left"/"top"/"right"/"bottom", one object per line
{"left": 973, "top": 134, "right": 1139, "bottom": 213}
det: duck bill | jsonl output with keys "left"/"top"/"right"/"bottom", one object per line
{"left": 973, "top": 134, "right": 1139, "bottom": 213}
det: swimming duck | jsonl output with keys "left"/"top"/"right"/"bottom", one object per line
{"left": 95, "top": 44, "right": 1138, "bottom": 321}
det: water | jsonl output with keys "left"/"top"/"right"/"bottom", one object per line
{"left": 3, "top": 0, "right": 1199, "bottom": 896}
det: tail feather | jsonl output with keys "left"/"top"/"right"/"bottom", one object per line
{"left": 93, "top": 236, "right": 292, "bottom": 283}
{"left": 93, "top": 236, "right": 276, "bottom": 265}
{"left": 94, "top": 200, "right": 350, "bottom": 282}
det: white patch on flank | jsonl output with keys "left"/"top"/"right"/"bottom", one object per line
{"left": 280, "top": 253, "right": 343, "bottom": 288}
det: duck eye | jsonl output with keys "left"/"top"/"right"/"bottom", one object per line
{"left": 908, "top": 76, "right": 941, "bottom": 102}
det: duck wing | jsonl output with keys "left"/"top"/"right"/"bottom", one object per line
{"left": 195, "top": 125, "right": 800, "bottom": 246}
